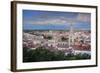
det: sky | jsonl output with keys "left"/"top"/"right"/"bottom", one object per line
{"left": 23, "top": 10, "right": 91, "bottom": 30}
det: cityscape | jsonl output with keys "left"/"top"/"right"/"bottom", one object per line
{"left": 23, "top": 30, "right": 91, "bottom": 54}
{"left": 23, "top": 10, "right": 91, "bottom": 62}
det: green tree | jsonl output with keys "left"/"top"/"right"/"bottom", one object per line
{"left": 23, "top": 47, "right": 91, "bottom": 62}
{"left": 61, "top": 37, "right": 68, "bottom": 41}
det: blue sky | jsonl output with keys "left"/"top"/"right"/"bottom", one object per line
{"left": 23, "top": 10, "right": 91, "bottom": 30}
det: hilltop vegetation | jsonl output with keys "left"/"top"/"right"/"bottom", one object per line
{"left": 23, "top": 47, "right": 91, "bottom": 62}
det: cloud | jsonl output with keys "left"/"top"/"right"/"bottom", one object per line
{"left": 23, "top": 13, "right": 91, "bottom": 25}
{"left": 77, "top": 13, "right": 91, "bottom": 23}
{"left": 24, "top": 17, "right": 67, "bottom": 25}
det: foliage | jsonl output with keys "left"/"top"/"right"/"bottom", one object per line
{"left": 23, "top": 47, "right": 91, "bottom": 62}
{"left": 61, "top": 37, "right": 68, "bottom": 41}
{"left": 44, "top": 36, "right": 52, "bottom": 40}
